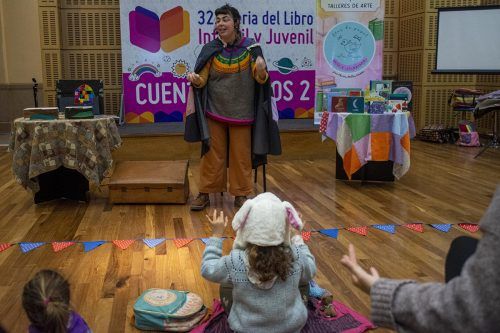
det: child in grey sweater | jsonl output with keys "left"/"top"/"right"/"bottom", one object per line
{"left": 341, "top": 186, "right": 500, "bottom": 332}
{"left": 201, "top": 193, "right": 316, "bottom": 333}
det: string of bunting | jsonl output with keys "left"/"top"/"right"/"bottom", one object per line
{"left": 0, "top": 223, "right": 480, "bottom": 254}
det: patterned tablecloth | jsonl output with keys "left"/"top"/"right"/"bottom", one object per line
{"left": 9, "top": 115, "right": 122, "bottom": 192}
{"left": 320, "top": 112, "right": 416, "bottom": 180}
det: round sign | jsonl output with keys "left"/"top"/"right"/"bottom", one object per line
{"left": 323, "top": 21, "right": 376, "bottom": 75}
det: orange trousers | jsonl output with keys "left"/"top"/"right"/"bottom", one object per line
{"left": 199, "top": 118, "right": 253, "bottom": 196}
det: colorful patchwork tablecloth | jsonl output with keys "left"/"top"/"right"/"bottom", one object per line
{"left": 320, "top": 112, "right": 416, "bottom": 179}
{"left": 9, "top": 116, "right": 122, "bottom": 192}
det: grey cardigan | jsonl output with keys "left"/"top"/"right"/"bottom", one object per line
{"left": 201, "top": 238, "right": 316, "bottom": 333}
{"left": 371, "top": 186, "right": 500, "bottom": 332}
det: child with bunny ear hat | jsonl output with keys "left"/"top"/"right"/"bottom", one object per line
{"left": 201, "top": 192, "right": 316, "bottom": 333}
{"left": 232, "top": 192, "right": 304, "bottom": 249}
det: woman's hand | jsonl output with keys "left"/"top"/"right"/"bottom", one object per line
{"left": 255, "top": 56, "right": 267, "bottom": 80}
{"left": 340, "top": 244, "right": 380, "bottom": 294}
{"left": 186, "top": 72, "right": 201, "bottom": 86}
{"left": 206, "top": 209, "right": 228, "bottom": 238}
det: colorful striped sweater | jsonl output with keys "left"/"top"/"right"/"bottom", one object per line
{"left": 194, "top": 37, "right": 268, "bottom": 125}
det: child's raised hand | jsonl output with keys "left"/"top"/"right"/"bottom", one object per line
{"left": 291, "top": 213, "right": 305, "bottom": 236}
{"left": 340, "top": 244, "right": 380, "bottom": 294}
{"left": 206, "top": 209, "right": 228, "bottom": 238}
{"left": 290, "top": 213, "right": 305, "bottom": 244}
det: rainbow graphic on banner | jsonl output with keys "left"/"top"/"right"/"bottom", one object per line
{"left": 128, "top": 64, "right": 162, "bottom": 81}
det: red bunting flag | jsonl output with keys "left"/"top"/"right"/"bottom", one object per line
{"left": 173, "top": 238, "right": 193, "bottom": 248}
{"left": 458, "top": 223, "right": 480, "bottom": 233}
{"left": 52, "top": 242, "right": 75, "bottom": 253}
{"left": 346, "top": 226, "right": 368, "bottom": 236}
{"left": 302, "top": 231, "right": 312, "bottom": 242}
{"left": 404, "top": 223, "right": 424, "bottom": 233}
{"left": 0, "top": 243, "right": 12, "bottom": 253}
{"left": 112, "top": 240, "right": 135, "bottom": 250}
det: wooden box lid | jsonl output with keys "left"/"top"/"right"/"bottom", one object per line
{"left": 109, "top": 160, "right": 188, "bottom": 187}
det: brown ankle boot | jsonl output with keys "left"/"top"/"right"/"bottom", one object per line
{"left": 190, "top": 193, "right": 210, "bottom": 211}
{"left": 234, "top": 196, "right": 247, "bottom": 208}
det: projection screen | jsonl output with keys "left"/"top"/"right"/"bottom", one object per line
{"left": 435, "top": 6, "right": 500, "bottom": 73}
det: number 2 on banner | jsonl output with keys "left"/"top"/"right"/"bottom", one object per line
{"left": 300, "top": 80, "right": 310, "bottom": 101}
{"left": 272, "top": 80, "right": 311, "bottom": 102}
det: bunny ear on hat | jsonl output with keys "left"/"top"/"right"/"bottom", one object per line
{"left": 232, "top": 199, "right": 254, "bottom": 231}
{"left": 282, "top": 201, "right": 303, "bottom": 230}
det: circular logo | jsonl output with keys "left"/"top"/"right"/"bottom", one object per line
{"left": 74, "top": 84, "right": 95, "bottom": 105}
{"left": 143, "top": 289, "right": 178, "bottom": 306}
{"left": 323, "top": 21, "right": 375, "bottom": 76}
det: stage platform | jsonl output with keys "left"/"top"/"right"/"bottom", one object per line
{"left": 117, "top": 119, "right": 318, "bottom": 137}
{"left": 112, "top": 119, "right": 337, "bottom": 162}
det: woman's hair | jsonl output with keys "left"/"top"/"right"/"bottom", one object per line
{"left": 215, "top": 4, "right": 241, "bottom": 36}
{"left": 247, "top": 243, "right": 294, "bottom": 282}
{"left": 22, "top": 270, "right": 71, "bottom": 333}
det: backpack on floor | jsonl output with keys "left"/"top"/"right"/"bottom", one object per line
{"left": 457, "top": 121, "right": 480, "bottom": 147}
{"left": 134, "top": 289, "right": 206, "bottom": 332}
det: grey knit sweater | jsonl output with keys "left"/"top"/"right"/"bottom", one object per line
{"left": 201, "top": 238, "right": 316, "bottom": 333}
{"left": 371, "top": 186, "right": 500, "bottom": 332}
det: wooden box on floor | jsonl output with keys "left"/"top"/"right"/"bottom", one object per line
{"left": 108, "top": 160, "right": 189, "bottom": 204}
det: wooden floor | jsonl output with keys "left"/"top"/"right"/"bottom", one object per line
{"left": 0, "top": 141, "right": 499, "bottom": 332}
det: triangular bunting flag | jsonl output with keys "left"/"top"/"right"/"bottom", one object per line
{"left": 19, "top": 242, "right": 45, "bottom": 253}
{"left": 83, "top": 241, "right": 105, "bottom": 253}
{"left": 143, "top": 238, "right": 166, "bottom": 248}
{"left": 200, "top": 238, "right": 210, "bottom": 245}
{"left": 346, "top": 226, "right": 368, "bottom": 236}
{"left": 372, "top": 225, "right": 396, "bottom": 234}
{"left": 319, "top": 229, "right": 339, "bottom": 239}
{"left": 112, "top": 240, "right": 135, "bottom": 250}
{"left": 0, "top": 243, "right": 12, "bottom": 252}
{"left": 404, "top": 223, "right": 424, "bottom": 233}
{"left": 431, "top": 224, "right": 452, "bottom": 233}
{"left": 458, "top": 223, "right": 480, "bottom": 233}
{"left": 302, "top": 231, "right": 312, "bottom": 242}
{"left": 52, "top": 242, "right": 75, "bottom": 253}
{"left": 173, "top": 238, "right": 193, "bottom": 248}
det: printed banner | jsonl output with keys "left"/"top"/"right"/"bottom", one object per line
{"left": 120, "top": 0, "right": 316, "bottom": 123}
{"left": 315, "top": 0, "right": 385, "bottom": 123}
{"left": 320, "top": 0, "right": 381, "bottom": 12}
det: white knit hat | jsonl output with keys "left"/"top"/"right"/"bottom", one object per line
{"left": 232, "top": 192, "right": 303, "bottom": 249}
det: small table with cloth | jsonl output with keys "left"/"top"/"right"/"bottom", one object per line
{"left": 9, "top": 115, "right": 121, "bottom": 203}
{"left": 321, "top": 112, "right": 416, "bottom": 181}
